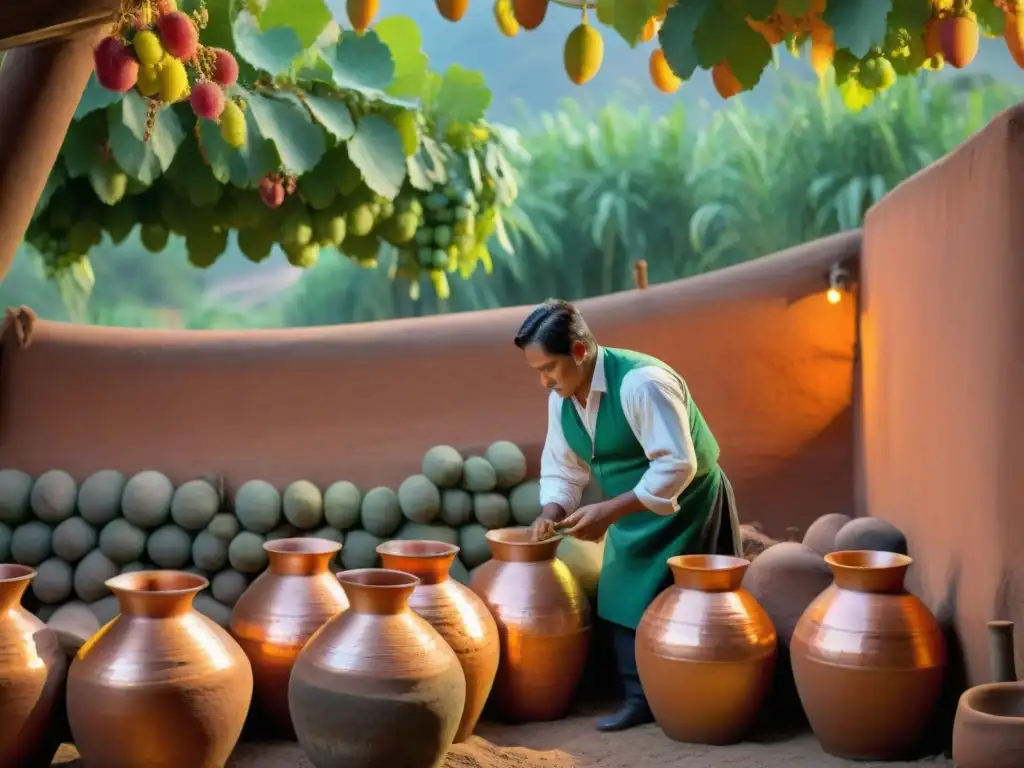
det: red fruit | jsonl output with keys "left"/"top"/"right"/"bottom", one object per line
{"left": 93, "top": 36, "right": 139, "bottom": 93}
{"left": 941, "top": 15, "right": 979, "bottom": 69}
{"left": 157, "top": 11, "right": 199, "bottom": 60}
{"left": 190, "top": 81, "right": 225, "bottom": 119}
{"left": 259, "top": 177, "right": 285, "bottom": 209}
{"left": 211, "top": 48, "right": 239, "bottom": 86}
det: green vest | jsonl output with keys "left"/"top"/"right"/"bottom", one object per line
{"left": 560, "top": 347, "right": 722, "bottom": 629}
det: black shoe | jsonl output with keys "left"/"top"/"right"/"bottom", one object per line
{"left": 595, "top": 702, "right": 654, "bottom": 732}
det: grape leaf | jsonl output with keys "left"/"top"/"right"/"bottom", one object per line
{"left": 325, "top": 30, "right": 395, "bottom": 95}
{"left": 693, "top": 3, "right": 747, "bottom": 68}
{"left": 245, "top": 92, "right": 326, "bottom": 174}
{"left": 107, "top": 96, "right": 185, "bottom": 185}
{"left": 407, "top": 135, "right": 448, "bottom": 191}
{"left": 886, "top": 0, "right": 931, "bottom": 32}
{"left": 233, "top": 11, "right": 304, "bottom": 76}
{"left": 347, "top": 115, "right": 407, "bottom": 199}
{"left": 74, "top": 75, "right": 122, "bottom": 121}
{"left": 824, "top": 0, "right": 894, "bottom": 59}
{"left": 778, "top": 0, "right": 811, "bottom": 15}
{"left": 744, "top": 0, "right": 776, "bottom": 21}
{"left": 197, "top": 0, "right": 239, "bottom": 53}
{"left": 199, "top": 115, "right": 276, "bottom": 186}
{"left": 612, "top": 0, "right": 659, "bottom": 47}
{"left": 658, "top": 0, "right": 710, "bottom": 81}
{"left": 61, "top": 111, "right": 108, "bottom": 178}
{"left": 972, "top": 0, "right": 1005, "bottom": 37}
{"left": 373, "top": 15, "right": 430, "bottom": 99}
{"left": 729, "top": 19, "right": 773, "bottom": 89}
{"left": 434, "top": 65, "right": 492, "bottom": 124}
{"left": 304, "top": 95, "right": 355, "bottom": 141}
{"left": 258, "top": 0, "right": 331, "bottom": 47}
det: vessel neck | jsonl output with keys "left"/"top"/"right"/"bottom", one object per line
{"left": 107, "top": 570, "right": 208, "bottom": 618}
{"left": 668, "top": 555, "right": 748, "bottom": 591}
{"left": 486, "top": 528, "right": 560, "bottom": 563}
{"left": 265, "top": 537, "right": 342, "bottom": 576}
{"left": 0, "top": 564, "right": 34, "bottom": 610}
{"left": 826, "top": 550, "right": 911, "bottom": 593}
{"left": 339, "top": 569, "right": 419, "bottom": 615}
{"left": 376, "top": 540, "right": 458, "bottom": 585}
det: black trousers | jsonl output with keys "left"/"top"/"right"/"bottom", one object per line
{"left": 607, "top": 621, "right": 648, "bottom": 707}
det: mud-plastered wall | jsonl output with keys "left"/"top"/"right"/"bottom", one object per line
{"left": 859, "top": 103, "right": 1024, "bottom": 686}
{"left": 0, "top": 232, "right": 858, "bottom": 535}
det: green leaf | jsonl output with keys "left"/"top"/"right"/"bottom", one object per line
{"left": 233, "top": 11, "right": 304, "bottom": 77}
{"left": 347, "top": 115, "right": 407, "bottom": 199}
{"left": 744, "top": 0, "right": 776, "bottom": 20}
{"left": 972, "top": 0, "right": 1005, "bottom": 37}
{"left": 435, "top": 65, "right": 492, "bottom": 124}
{"left": 612, "top": 0, "right": 659, "bottom": 47}
{"left": 729, "top": 19, "right": 773, "bottom": 89}
{"left": 303, "top": 95, "right": 355, "bottom": 141}
{"left": 658, "top": 0, "right": 710, "bottom": 81}
{"left": 832, "top": 49, "right": 859, "bottom": 86}
{"left": 74, "top": 75, "right": 122, "bottom": 121}
{"left": 119, "top": 88, "right": 151, "bottom": 142}
{"left": 325, "top": 30, "right": 395, "bottom": 95}
{"left": 199, "top": 114, "right": 276, "bottom": 186}
{"left": 245, "top": 92, "right": 326, "bottom": 174}
{"left": 106, "top": 93, "right": 185, "bottom": 185}
{"left": 778, "top": 0, "right": 811, "bottom": 15}
{"left": 373, "top": 15, "right": 430, "bottom": 99}
{"left": 693, "top": 2, "right": 746, "bottom": 68}
{"left": 195, "top": 0, "right": 239, "bottom": 52}
{"left": 61, "top": 111, "right": 107, "bottom": 178}
{"left": 886, "top": 0, "right": 931, "bottom": 32}
{"left": 258, "top": 0, "right": 331, "bottom": 47}
{"left": 824, "top": 0, "right": 894, "bottom": 59}
{"left": 407, "top": 135, "right": 448, "bottom": 191}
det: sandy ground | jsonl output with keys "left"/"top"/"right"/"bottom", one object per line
{"left": 53, "top": 708, "right": 954, "bottom": 768}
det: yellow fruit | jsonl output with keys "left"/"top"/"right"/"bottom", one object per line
{"left": 347, "top": 0, "right": 379, "bottom": 33}
{"left": 638, "top": 17, "right": 657, "bottom": 43}
{"left": 136, "top": 63, "right": 161, "bottom": 97}
{"left": 512, "top": 0, "right": 548, "bottom": 30}
{"left": 220, "top": 101, "right": 246, "bottom": 148}
{"left": 564, "top": 23, "right": 603, "bottom": 85}
{"left": 711, "top": 61, "right": 743, "bottom": 100}
{"left": 494, "top": 0, "right": 520, "bottom": 36}
{"left": 158, "top": 56, "right": 189, "bottom": 102}
{"left": 649, "top": 49, "right": 681, "bottom": 94}
{"left": 133, "top": 30, "right": 164, "bottom": 67}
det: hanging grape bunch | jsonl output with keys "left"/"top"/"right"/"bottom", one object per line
{"left": 92, "top": 0, "right": 245, "bottom": 147}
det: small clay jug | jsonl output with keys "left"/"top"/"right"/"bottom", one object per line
{"left": 636, "top": 554, "right": 777, "bottom": 745}
{"left": 952, "top": 620, "right": 1024, "bottom": 768}
{"left": 231, "top": 536, "right": 349, "bottom": 735}
{"left": 0, "top": 564, "right": 67, "bottom": 768}
{"left": 377, "top": 539, "right": 499, "bottom": 742}
{"left": 67, "top": 570, "right": 254, "bottom": 768}
{"left": 791, "top": 550, "right": 947, "bottom": 760}
{"left": 469, "top": 528, "right": 592, "bottom": 721}
{"left": 289, "top": 568, "right": 467, "bottom": 768}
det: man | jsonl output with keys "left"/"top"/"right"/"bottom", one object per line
{"left": 515, "top": 298, "right": 741, "bottom": 732}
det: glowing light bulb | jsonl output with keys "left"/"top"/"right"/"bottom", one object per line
{"left": 826, "top": 287, "right": 842, "bottom": 305}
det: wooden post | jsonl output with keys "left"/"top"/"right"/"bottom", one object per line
{"left": 633, "top": 259, "right": 648, "bottom": 290}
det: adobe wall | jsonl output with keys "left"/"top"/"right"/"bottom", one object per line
{"left": 0, "top": 231, "right": 859, "bottom": 536}
{"left": 858, "top": 103, "right": 1024, "bottom": 687}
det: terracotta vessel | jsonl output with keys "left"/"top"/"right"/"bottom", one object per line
{"left": 952, "top": 620, "right": 1024, "bottom": 768}
{"left": 791, "top": 550, "right": 947, "bottom": 760}
{"left": 231, "top": 536, "right": 349, "bottom": 735}
{"left": 636, "top": 554, "right": 777, "bottom": 745}
{"left": 469, "top": 528, "right": 592, "bottom": 721}
{"left": 377, "top": 539, "right": 499, "bottom": 742}
{"left": 289, "top": 568, "right": 466, "bottom": 768}
{"left": 0, "top": 564, "right": 67, "bottom": 768}
{"left": 67, "top": 570, "right": 253, "bottom": 768}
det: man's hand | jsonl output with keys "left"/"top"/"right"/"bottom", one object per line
{"left": 530, "top": 504, "right": 567, "bottom": 541}
{"left": 557, "top": 501, "right": 620, "bottom": 541}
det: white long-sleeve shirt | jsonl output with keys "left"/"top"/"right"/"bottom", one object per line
{"left": 539, "top": 347, "right": 698, "bottom": 517}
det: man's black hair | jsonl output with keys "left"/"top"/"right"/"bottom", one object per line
{"left": 513, "top": 299, "right": 596, "bottom": 356}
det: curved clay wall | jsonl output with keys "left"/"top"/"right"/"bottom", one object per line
{"left": 0, "top": 231, "right": 858, "bottom": 536}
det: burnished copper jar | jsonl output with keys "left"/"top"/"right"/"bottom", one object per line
{"left": 378, "top": 539, "right": 499, "bottom": 742}
{"left": 791, "top": 550, "right": 947, "bottom": 760}
{"left": 289, "top": 568, "right": 467, "bottom": 768}
{"left": 67, "top": 570, "right": 254, "bottom": 768}
{"left": 0, "top": 564, "right": 67, "bottom": 768}
{"left": 636, "top": 554, "right": 777, "bottom": 745}
{"left": 469, "top": 528, "right": 592, "bottom": 721}
{"left": 231, "top": 537, "right": 349, "bottom": 735}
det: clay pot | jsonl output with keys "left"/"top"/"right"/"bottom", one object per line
{"left": 377, "top": 539, "right": 499, "bottom": 743}
{"left": 67, "top": 570, "right": 253, "bottom": 768}
{"left": 0, "top": 564, "right": 67, "bottom": 768}
{"left": 231, "top": 536, "right": 350, "bottom": 735}
{"left": 791, "top": 550, "right": 946, "bottom": 760}
{"left": 469, "top": 528, "right": 592, "bottom": 721}
{"left": 636, "top": 554, "right": 777, "bottom": 745}
{"left": 289, "top": 568, "right": 466, "bottom": 768}
{"left": 801, "top": 513, "right": 850, "bottom": 555}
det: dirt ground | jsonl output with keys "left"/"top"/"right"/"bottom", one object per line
{"left": 53, "top": 708, "right": 954, "bottom": 768}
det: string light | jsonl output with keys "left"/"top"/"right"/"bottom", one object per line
{"left": 827, "top": 263, "right": 851, "bottom": 305}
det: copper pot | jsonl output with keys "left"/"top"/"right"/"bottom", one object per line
{"left": 231, "top": 537, "right": 349, "bottom": 736}
{"left": 67, "top": 570, "right": 253, "bottom": 767}
{"left": 469, "top": 528, "right": 592, "bottom": 721}
{"left": 636, "top": 554, "right": 777, "bottom": 745}
{"left": 378, "top": 539, "right": 499, "bottom": 742}
{"left": 289, "top": 568, "right": 467, "bottom": 768}
{"left": 791, "top": 550, "right": 947, "bottom": 760}
{"left": 0, "top": 564, "right": 67, "bottom": 767}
